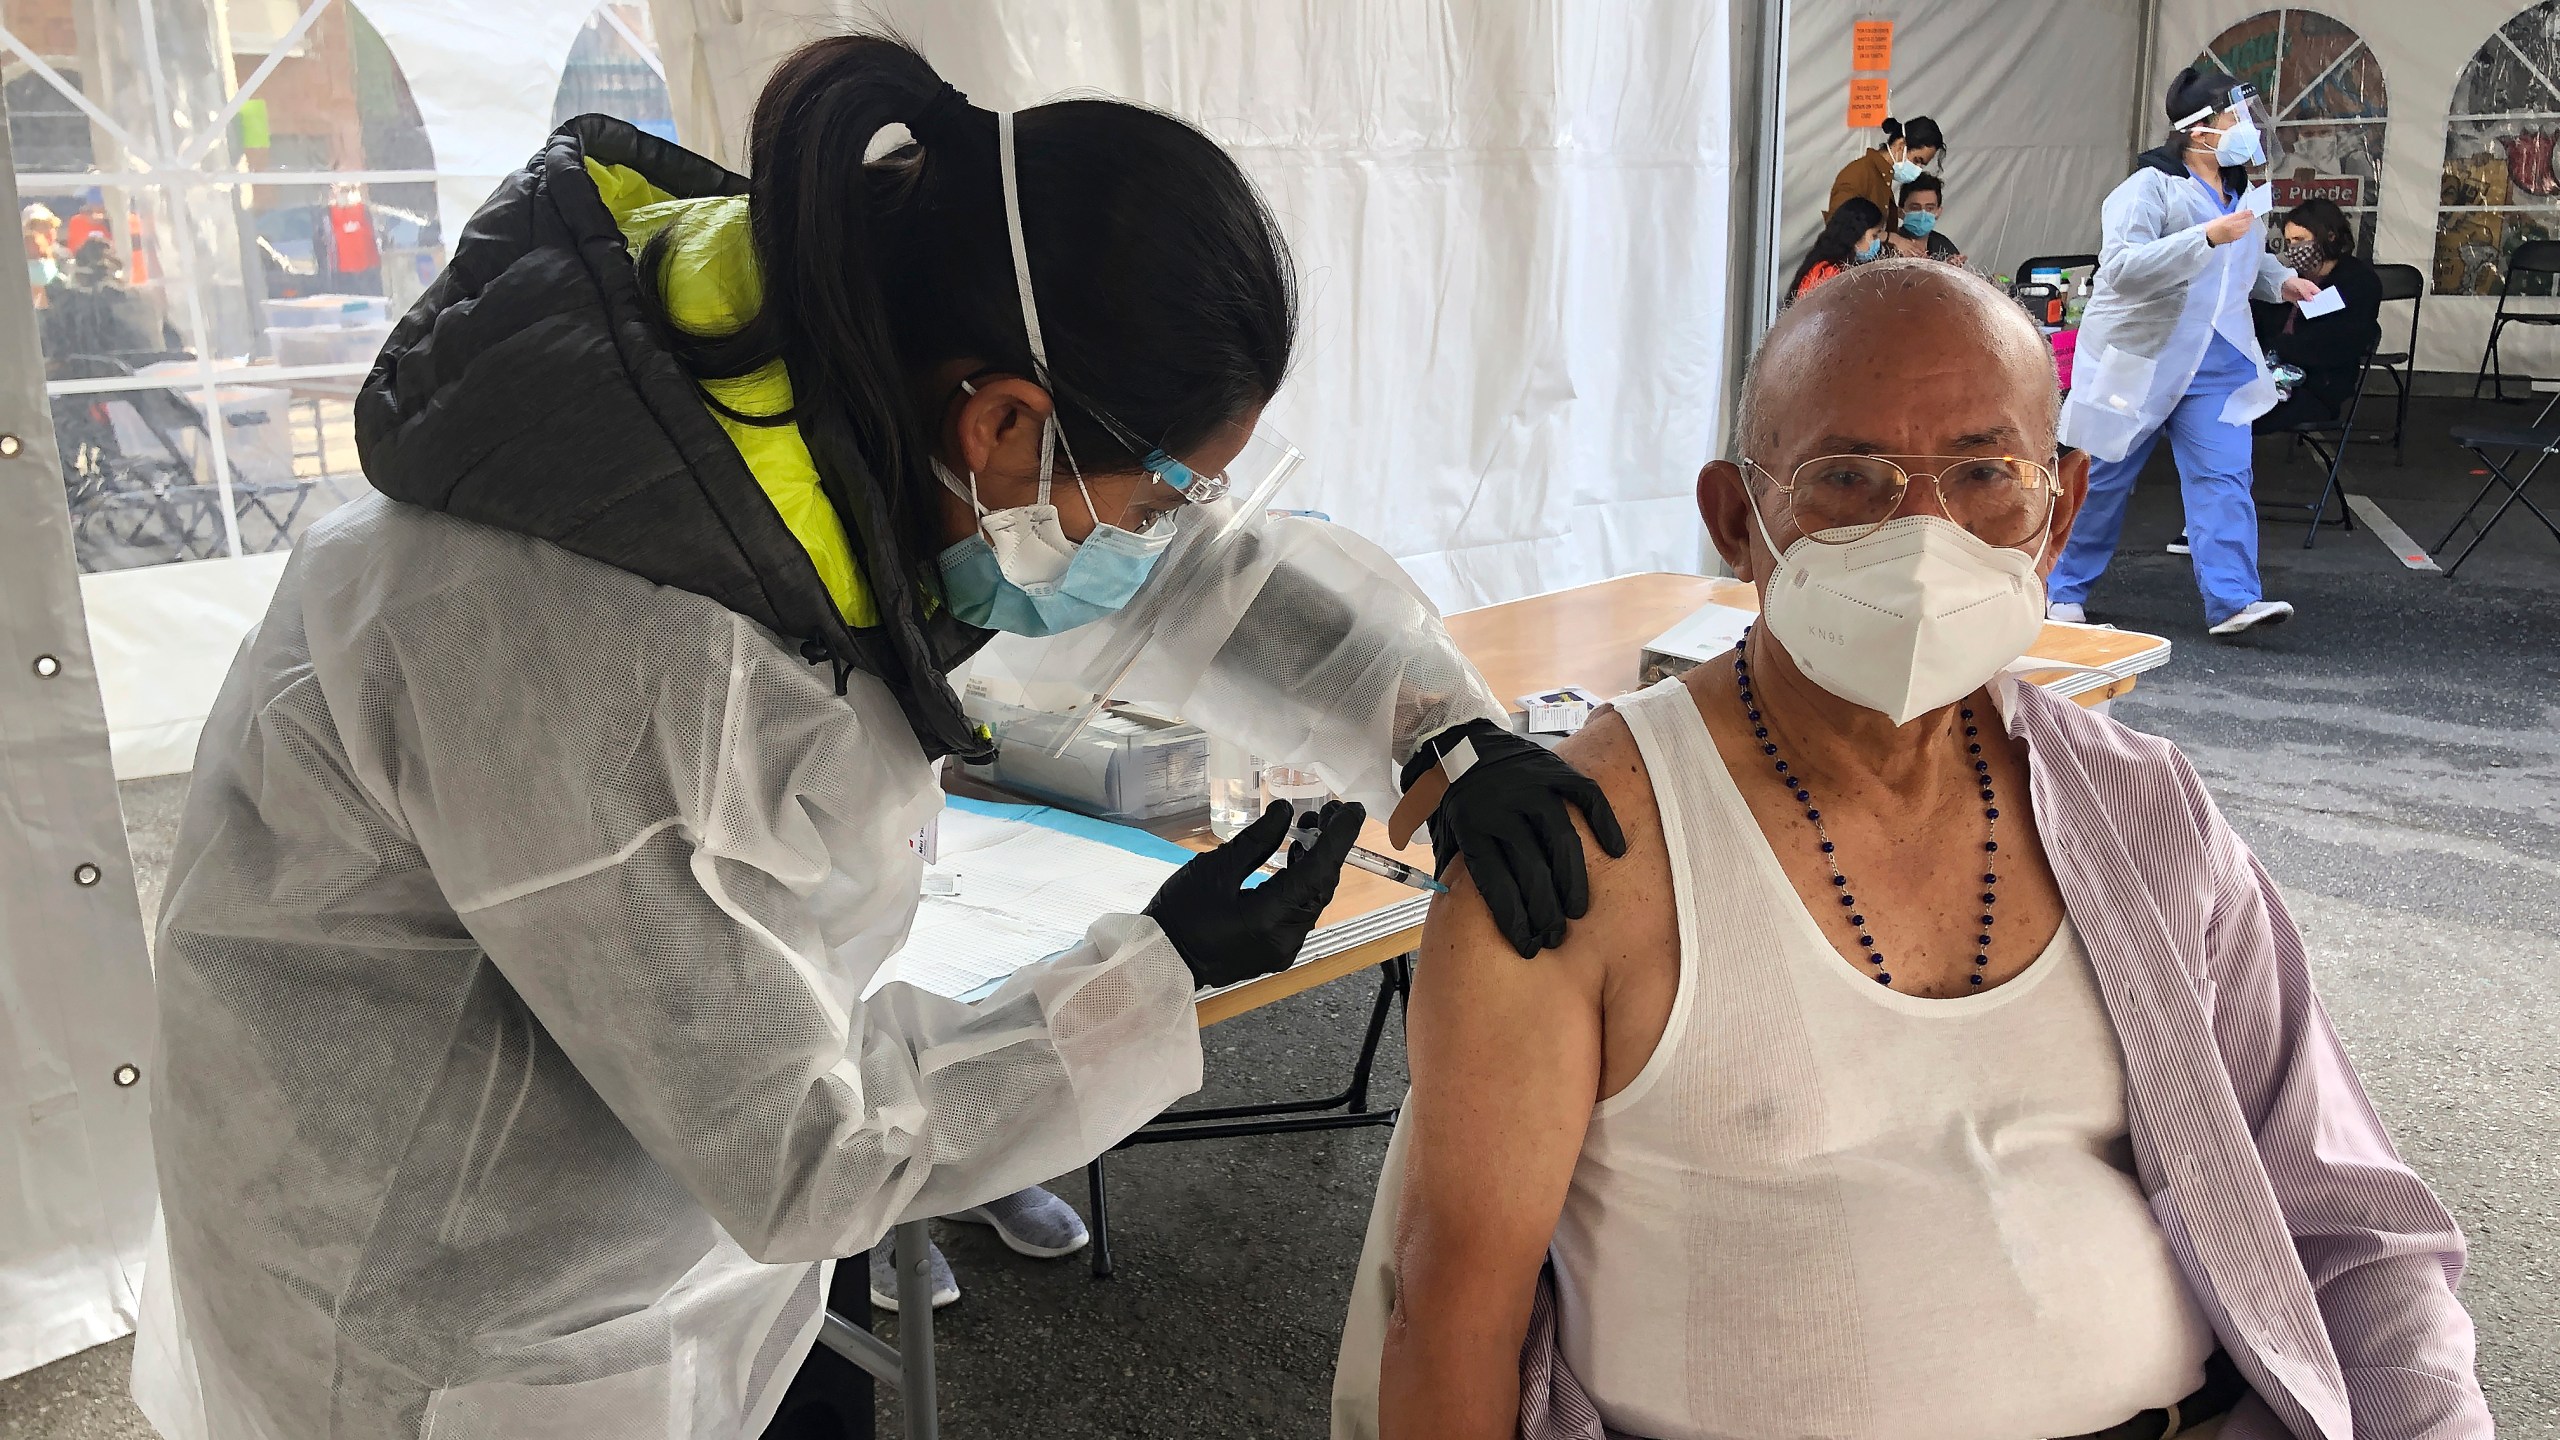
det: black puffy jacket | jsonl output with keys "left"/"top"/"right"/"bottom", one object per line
{"left": 355, "top": 114, "right": 994, "bottom": 762}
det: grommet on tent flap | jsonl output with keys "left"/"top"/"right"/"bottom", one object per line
{"left": 113, "top": 1064, "right": 140, "bottom": 1087}
{"left": 0, "top": 434, "right": 20, "bottom": 457}
{"left": 73, "top": 862, "right": 101, "bottom": 886}
{"left": 33, "top": 654, "right": 59, "bottom": 677}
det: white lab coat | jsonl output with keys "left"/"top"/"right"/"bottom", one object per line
{"left": 2059, "top": 164, "right": 2297, "bottom": 464}
{"left": 131, "top": 493, "right": 1500, "bottom": 1440}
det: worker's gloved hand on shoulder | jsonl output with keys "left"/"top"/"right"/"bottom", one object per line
{"left": 1404, "top": 719, "right": 1628, "bottom": 960}
{"left": 1148, "top": 799, "right": 1366, "bottom": 990}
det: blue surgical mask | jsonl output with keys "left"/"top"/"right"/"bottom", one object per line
{"left": 1892, "top": 157, "right": 1924, "bottom": 186}
{"left": 2210, "top": 117, "right": 2263, "bottom": 167}
{"left": 934, "top": 463, "right": 1174, "bottom": 635}
{"left": 1855, "top": 237, "right": 1884, "bottom": 262}
{"left": 931, "top": 108, "right": 1187, "bottom": 636}
{"left": 1902, "top": 211, "right": 1938, "bottom": 239}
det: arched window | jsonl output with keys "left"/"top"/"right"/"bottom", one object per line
{"left": 553, "top": 4, "right": 674, "bottom": 141}
{"left": 2, "top": 0, "right": 447, "bottom": 573}
{"left": 2197, "top": 10, "right": 2388, "bottom": 256}
{"left": 2438, "top": 0, "right": 2560, "bottom": 295}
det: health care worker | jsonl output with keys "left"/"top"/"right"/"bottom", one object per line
{"left": 131, "top": 35, "right": 1622, "bottom": 1440}
{"left": 2051, "top": 66, "right": 2320, "bottom": 636}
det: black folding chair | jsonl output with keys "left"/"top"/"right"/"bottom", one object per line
{"left": 2364, "top": 263, "right": 2424, "bottom": 461}
{"left": 2471, "top": 240, "right": 2560, "bottom": 401}
{"left": 2441, "top": 390, "right": 2560, "bottom": 576}
{"left": 51, "top": 353, "right": 316, "bottom": 567}
{"left": 2255, "top": 341, "right": 2379, "bottom": 547}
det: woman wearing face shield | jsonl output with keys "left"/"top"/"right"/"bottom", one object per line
{"left": 2050, "top": 66, "right": 2322, "bottom": 637}
{"left": 131, "top": 33, "right": 1619, "bottom": 1440}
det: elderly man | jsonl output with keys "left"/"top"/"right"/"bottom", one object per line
{"left": 1372, "top": 261, "right": 2488, "bottom": 1440}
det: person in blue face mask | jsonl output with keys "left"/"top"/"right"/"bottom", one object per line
{"left": 1893, "top": 172, "right": 1967, "bottom": 265}
{"left": 135, "top": 33, "right": 1626, "bottom": 1440}
{"left": 1789, "top": 196, "right": 1887, "bottom": 303}
{"left": 2052, "top": 65, "right": 2322, "bottom": 638}
{"left": 1827, "top": 114, "right": 1945, "bottom": 229}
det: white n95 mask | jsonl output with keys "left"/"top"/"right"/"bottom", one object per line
{"left": 1752, "top": 506, "right": 2047, "bottom": 726}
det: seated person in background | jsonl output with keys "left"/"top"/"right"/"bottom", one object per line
{"left": 1376, "top": 260, "right": 2488, "bottom": 1440}
{"left": 1787, "top": 197, "right": 1884, "bottom": 303}
{"left": 2252, "top": 197, "right": 2383, "bottom": 430}
{"left": 1888, "top": 171, "right": 1965, "bottom": 264}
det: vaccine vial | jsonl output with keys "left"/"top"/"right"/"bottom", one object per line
{"left": 1207, "top": 736, "right": 1266, "bottom": 840}
{"left": 1262, "top": 763, "right": 1330, "bottom": 861}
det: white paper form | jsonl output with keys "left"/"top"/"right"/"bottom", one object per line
{"left": 2296, "top": 286, "right": 2346, "bottom": 318}
{"left": 2239, "top": 182, "right": 2273, "bottom": 218}
{"left": 865, "top": 806, "right": 1180, "bottom": 1001}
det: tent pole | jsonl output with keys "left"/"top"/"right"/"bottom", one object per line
{"left": 2130, "top": 0, "right": 2164, "bottom": 166}
{"left": 1725, "top": 0, "right": 1789, "bottom": 451}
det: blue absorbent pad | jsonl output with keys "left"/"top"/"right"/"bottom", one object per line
{"left": 943, "top": 794, "right": 1198, "bottom": 867}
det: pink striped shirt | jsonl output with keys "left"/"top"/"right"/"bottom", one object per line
{"left": 1521, "top": 679, "right": 2490, "bottom": 1440}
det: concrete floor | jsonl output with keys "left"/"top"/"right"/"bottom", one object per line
{"left": 4, "top": 394, "right": 2555, "bottom": 1439}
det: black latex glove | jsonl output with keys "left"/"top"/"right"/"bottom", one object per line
{"left": 1147, "top": 799, "right": 1367, "bottom": 989}
{"left": 1404, "top": 719, "right": 1628, "bottom": 958}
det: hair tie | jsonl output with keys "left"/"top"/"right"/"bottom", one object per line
{"left": 912, "top": 81, "right": 977, "bottom": 143}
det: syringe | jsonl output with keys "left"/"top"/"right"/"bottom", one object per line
{"left": 1340, "top": 843, "right": 1448, "bottom": 895}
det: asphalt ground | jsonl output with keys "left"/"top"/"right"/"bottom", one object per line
{"left": 4, "top": 394, "right": 2554, "bottom": 1440}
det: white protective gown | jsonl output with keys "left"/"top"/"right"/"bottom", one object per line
{"left": 2058, "top": 165, "right": 2296, "bottom": 464}
{"left": 132, "top": 492, "right": 1500, "bottom": 1440}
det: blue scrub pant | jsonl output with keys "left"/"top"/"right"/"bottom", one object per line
{"left": 2051, "top": 335, "right": 2263, "bottom": 625}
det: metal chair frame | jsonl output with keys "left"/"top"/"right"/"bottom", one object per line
{"left": 2439, "top": 389, "right": 2560, "bottom": 576}
{"left": 2364, "top": 262, "right": 2424, "bottom": 462}
{"left": 2257, "top": 340, "right": 2380, "bottom": 547}
{"left": 2470, "top": 239, "right": 2560, "bottom": 402}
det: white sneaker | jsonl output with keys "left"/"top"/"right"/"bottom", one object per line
{"left": 2208, "top": 599, "right": 2295, "bottom": 636}
{"left": 2165, "top": 535, "right": 2192, "bottom": 555}
{"left": 868, "top": 1233, "right": 960, "bottom": 1311}
{"left": 954, "top": 1185, "right": 1092, "bottom": 1259}
{"left": 2046, "top": 601, "right": 2087, "bottom": 623}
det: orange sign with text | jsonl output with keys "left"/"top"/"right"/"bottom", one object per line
{"left": 1847, "top": 77, "right": 1891, "bottom": 129}
{"left": 1852, "top": 20, "right": 1894, "bottom": 72}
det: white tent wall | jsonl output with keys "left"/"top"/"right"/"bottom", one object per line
{"left": 650, "top": 0, "right": 1736, "bottom": 610}
{"left": 2153, "top": 0, "right": 2553, "bottom": 378}
{"left": 1780, "top": 0, "right": 2148, "bottom": 306}
{"left": 0, "top": 103, "right": 160, "bottom": 1381}
{"left": 358, "top": 0, "right": 605, "bottom": 248}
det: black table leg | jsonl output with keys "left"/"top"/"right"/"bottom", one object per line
{"left": 1087, "top": 1156, "right": 1115, "bottom": 1279}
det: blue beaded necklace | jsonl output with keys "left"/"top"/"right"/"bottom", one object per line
{"left": 1733, "top": 626, "right": 2001, "bottom": 990}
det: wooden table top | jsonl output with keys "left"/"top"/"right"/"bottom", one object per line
{"left": 961, "top": 572, "right": 2171, "bottom": 1024}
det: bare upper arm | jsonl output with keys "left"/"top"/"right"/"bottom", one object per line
{"left": 1383, "top": 709, "right": 1670, "bottom": 1431}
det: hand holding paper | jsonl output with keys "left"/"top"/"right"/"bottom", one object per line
{"left": 2296, "top": 285, "right": 2346, "bottom": 318}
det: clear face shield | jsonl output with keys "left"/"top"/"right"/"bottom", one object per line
{"left": 2179, "top": 85, "right": 2285, "bottom": 172}
{"left": 959, "top": 423, "right": 1309, "bottom": 746}
{"left": 1090, "top": 418, "right": 1304, "bottom": 540}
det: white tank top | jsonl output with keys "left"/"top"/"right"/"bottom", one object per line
{"left": 1550, "top": 678, "right": 2215, "bottom": 1440}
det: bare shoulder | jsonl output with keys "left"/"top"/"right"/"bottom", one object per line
{"left": 1557, "top": 703, "right": 1654, "bottom": 832}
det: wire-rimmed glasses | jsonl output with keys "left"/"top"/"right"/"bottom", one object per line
{"left": 1742, "top": 453, "right": 2062, "bottom": 547}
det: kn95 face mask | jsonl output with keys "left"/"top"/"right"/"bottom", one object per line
{"left": 1749, "top": 497, "right": 2049, "bottom": 725}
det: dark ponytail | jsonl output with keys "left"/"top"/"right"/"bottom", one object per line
{"left": 1879, "top": 116, "right": 1905, "bottom": 148}
{"left": 646, "top": 33, "right": 1296, "bottom": 583}
{"left": 1790, "top": 197, "right": 1884, "bottom": 298}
